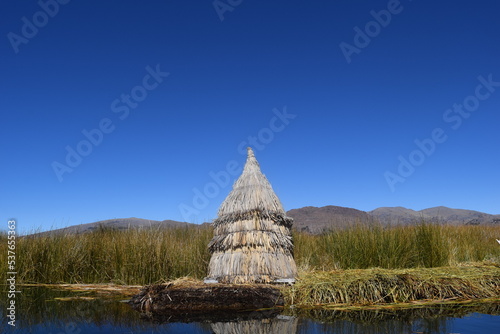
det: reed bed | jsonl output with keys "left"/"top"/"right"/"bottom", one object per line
{"left": 0, "top": 226, "right": 212, "bottom": 285}
{"left": 0, "top": 223, "right": 499, "bottom": 285}
{"left": 283, "top": 265, "right": 500, "bottom": 307}
{"left": 293, "top": 223, "right": 500, "bottom": 270}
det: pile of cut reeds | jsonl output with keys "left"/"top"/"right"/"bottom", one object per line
{"left": 283, "top": 264, "right": 500, "bottom": 308}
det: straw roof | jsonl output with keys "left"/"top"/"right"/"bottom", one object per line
{"left": 206, "top": 147, "right": 297, "bottom": 284}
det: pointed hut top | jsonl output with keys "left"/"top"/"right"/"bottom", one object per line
{"left": 217, "top": 147, "right": 286, "bottom": 217}
{"left": 242, "top": 146, "right": 260, "bottom": 174}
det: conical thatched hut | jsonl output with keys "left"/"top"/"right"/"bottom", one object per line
{"left": 206, "top": 147, "right": 297, "bottom": 284}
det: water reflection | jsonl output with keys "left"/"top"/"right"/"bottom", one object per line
{"left": 291, "top": 305, "right": 500, "bottom": 334}
{"left": 2, "top": 286, "right": 137, "bottom": 324}
{"left": 211, "top": 315, "right": 298, "bottom": 334}
{"left": 1, "top": 286, "right": 499, "bottom": 333}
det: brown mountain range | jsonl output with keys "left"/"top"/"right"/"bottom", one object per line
{"left": 33, "top": 206, "right": 499, "bottom": 236}
{"left": 288, "top": 205, "right": 500, "bottom": 233}
{"left": 369, "top": 206, "right": 500, "bottom": 225}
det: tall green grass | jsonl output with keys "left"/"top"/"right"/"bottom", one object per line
{"left": 0, "top": 226, "right": 212, "bottom": 285}
{"left": 0, "top": 223, "right": 498, "bottom": 285}
{"left": 294, "top": 223, "right": 500, "bottom": 270}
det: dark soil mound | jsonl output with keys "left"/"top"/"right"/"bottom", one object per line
{"left": 129, "top": 279, "right": 284, "bottom": 321}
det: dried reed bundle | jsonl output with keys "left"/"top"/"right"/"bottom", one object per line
{"left": 284, "top": 265, "right": 500, "bottom": 307}
{"left": 206, "top": 148, "right": 297, "bottom": 283}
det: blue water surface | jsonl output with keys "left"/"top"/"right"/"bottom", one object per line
{"left": 1, "top": 287, "right": 499, "bottom": 334}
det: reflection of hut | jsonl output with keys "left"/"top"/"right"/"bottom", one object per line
{"left": 211, "top": 316, "right": 298, "bottom": 334}
{"left": 206, "top": 147, "right": 297, "bottom": 284}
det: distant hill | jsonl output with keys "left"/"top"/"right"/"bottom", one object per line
{"left": 287, "top": 205, "right": 500, "bottom": 233}
{"left": 287, "top": 205, "right": 372, "bottom": 233}
{"left": 369, "top": 206, "right": 500, "bottom": 225}
{"left": 34, "top": 218, "right": 194, "bottom": 236}
{"left": 31, "top": 206, "right": 500, "bottom": 236}
{"left": 368, "top": 206, "right": 422, "bottom": 223}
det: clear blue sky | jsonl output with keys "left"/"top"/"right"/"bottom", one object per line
{"left": 1, "top": 0, "right": 499, "bottom": 234}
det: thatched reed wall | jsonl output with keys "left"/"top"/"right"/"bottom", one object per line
{"left": 207, "top": 148, "right": 297, "bottom": 284}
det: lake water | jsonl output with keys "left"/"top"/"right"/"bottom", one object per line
{"left": 1, "top": 286, "right": 499, "bottom": 333}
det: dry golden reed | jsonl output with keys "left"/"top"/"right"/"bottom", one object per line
{"left": 283, "top": 265, "right": 500, "bottom": 307}
{"left": 0, "top": 223, "right": 498, "bottom": 285}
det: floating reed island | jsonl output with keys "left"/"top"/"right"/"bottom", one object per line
{"left": 129, "top": 264, "right": 500, "bottom": 321}
{"left": 129, "top": 148, "right": 500, "bottom": 318}
{"left": 128, "top": 278, "right": 285, "bottom": 322}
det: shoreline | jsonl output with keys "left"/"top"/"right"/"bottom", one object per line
{"left": 15, "top": 263, "right": 500, "bottom": 312}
